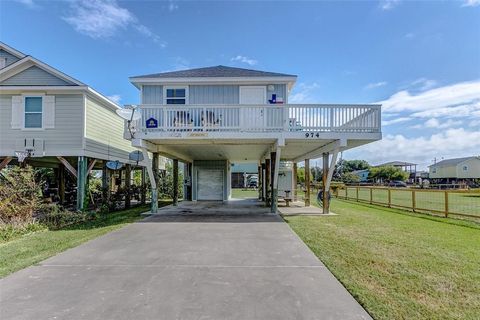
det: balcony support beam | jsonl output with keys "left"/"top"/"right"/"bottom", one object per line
{"left": 293, "top": 139, "right": 346, "bottom": 163}
{"left": 141, "top": 147, "right": 158, "bottom": 213}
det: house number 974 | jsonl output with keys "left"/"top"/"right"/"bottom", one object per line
{"left": 305, "top": 132, "right": 320, "bottom": 138}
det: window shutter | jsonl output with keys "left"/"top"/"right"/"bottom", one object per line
{"left": 43, "top": 95, "right": 55, "bottom": 129}
{"left": 11, "top": 96, "right": 23, "bottom": 129}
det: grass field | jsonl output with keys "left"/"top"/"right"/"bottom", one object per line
{"left": 0, "top": 203, "right": 169, "bottom": 278}
{"left": 231, "top": 188, "right": 258, "bottom": 199}
{"left": 337, "top": 187, "right": 480, "bottom": 219}
{"left": 285, "top": 199, "right": 480, "bottom": 320}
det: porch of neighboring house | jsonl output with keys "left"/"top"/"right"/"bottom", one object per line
{"left": 0, "top": 155, "right": 149, "bottom": 211}
{"left": 124, "top": 103, "right": 382, "bottom": 214}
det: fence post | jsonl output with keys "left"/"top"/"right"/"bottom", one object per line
{"left": 412, "top": 190, "right": 416, "bottom": 212}
{"left": 356, "top": 187, "right": 359, "bottom": 202}
{"left": 444, "top": 191, "right": 449, "bottom": 218}
{"left": 388, "top": 188, "right": 391, "bottom": 208}
{"left": 369, "top": 188, "right": 373, "bottom": 204}
{"left": 345, "top": 187, "right": 348, "bottom": 199}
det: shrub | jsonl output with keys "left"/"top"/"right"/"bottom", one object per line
{"left": 0, "top": 222, "right": 46, "bottom": 243}
{"left": 37, "top": 204, "right": 89, "bottom": 229}
{"left": 0, "top": 166, "right": 41, "bottom": 225}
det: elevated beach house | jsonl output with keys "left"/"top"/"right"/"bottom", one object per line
{"left": 0, "top": 42, "right": 144, "bottom": 210}
{"left": 124, "top": 65, "right": 382, "bottom": 213}
{"left": 429, "top": 156, "right": 480, "bottom": 185}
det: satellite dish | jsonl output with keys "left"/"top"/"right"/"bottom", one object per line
{"left": 129, "top": 150, "right": 144, "bottom": 164}
{"left": 106, "top": 160, "right": 123, "bottom": 170}
{"left": 116, "top": 108, "right": 142, "bottom": 121}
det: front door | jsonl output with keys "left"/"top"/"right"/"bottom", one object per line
{"left": 239, "top": 86, "right": 266, "bottom": 130}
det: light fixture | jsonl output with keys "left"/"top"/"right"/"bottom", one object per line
{"left": 267, "top": 85, "right": 275, "bottom": 91}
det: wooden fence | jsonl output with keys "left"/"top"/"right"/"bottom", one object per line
{"left": 335, "top": 186, "right": 480, "bottom": 221}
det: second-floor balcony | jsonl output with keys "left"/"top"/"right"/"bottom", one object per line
{"left": 127, "top": 104, "right": 381, "bottom": 139}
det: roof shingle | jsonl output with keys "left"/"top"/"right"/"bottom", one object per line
{"left": 131, "top": 65, "right": 297, "bottom": 79}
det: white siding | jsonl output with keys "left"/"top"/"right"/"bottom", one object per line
{"left": 0, "top": 94, "right": 84, "bottom": 157}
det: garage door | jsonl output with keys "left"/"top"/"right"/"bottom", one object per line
{"left": 197, "top": 169, "right": 224, "bottom": 201}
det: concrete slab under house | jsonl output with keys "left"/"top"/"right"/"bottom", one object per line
{"left": 123, "top": 65, "right": 383, "bottom": 213}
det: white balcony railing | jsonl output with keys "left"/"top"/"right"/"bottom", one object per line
{"left": 130, "top": 104, "right": 381, "bottom": 135}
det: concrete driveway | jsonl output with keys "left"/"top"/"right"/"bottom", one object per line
{"left": 0, "top": 200, "right": 371, "bottom": 320}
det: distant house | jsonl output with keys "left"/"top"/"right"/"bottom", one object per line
{"left": 231, "top": 163, "right": 258, "bottom": 188}
{"left": 429, "top": 156, "right": 480, "bottom": 183}
{"left": 351, "top": 169, "right": 369, "bottom": 182}
{"left": 375, "top": 161, "right": 417, "bottom": 183}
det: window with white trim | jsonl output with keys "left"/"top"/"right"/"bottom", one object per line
{"left": 24, "top": 97, "right": 43, "bottom": 128}
{"left": 463, "top": 165, "right": 468, "bottom": 171}
{"left": 164, "top": 87, "right": 187, "bottom": 105}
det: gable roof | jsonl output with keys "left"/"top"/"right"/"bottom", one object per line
{"left": 131, "top": 65, "right": 297, "bottom": 79}
{"left": 429, "top": 156, "right": 480, "bottom": 168}
{"left": 376, "top": 161, "right": 417, "bottom": 167}
{"left": 0, "top": 42, "right": 27, "bottom": 59}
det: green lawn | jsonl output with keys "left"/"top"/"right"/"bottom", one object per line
{"left": 285, "top": 199, "right": 480, "bottom": 320}
{"left": 231, "top": 188, "right": 259, "bottom": 199}
{"left": 0, "top": 203, "right": 169, "bottom": 278}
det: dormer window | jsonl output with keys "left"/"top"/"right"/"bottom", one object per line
{"left": 164, "top": 87, "right": 187, "bottom": 105}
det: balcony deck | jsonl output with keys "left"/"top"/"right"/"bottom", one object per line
{"left": 126, "top": 104, "right": 382, "bottom": 162}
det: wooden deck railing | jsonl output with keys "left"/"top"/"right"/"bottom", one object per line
{"left": 131, "top": 104, "right": 381, "bottom": 134}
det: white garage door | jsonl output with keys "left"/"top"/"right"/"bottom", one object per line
{"left": 197, "top": 169, "right": 224, "bottom": 201}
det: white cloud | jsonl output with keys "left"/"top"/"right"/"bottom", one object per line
{"left": 289, "top": 82, "right": 320, "bottom": 103}
{"left": 378, "top": 80, "right": 480, "bottom": 113}
{"left": 63, "top": 0, "right": 165, "bottom": 46}
{"left": 14, "top": 0, "right": 37, "bottom": 8}
{"left": 411, "top": 102, "right": 480, "bottom": 119}
{"left": 382, "top": 117, "right": 411, "bottom": 126}
{"left": 411, "top": 118, "right": 463, "bottom": 129}
{"left": 409, "top": 78, "right": 437, "bottom": 91}
{"left": 346, "top": 128, "right": 480, "bottom": 169}
{"left": 379, "top": 0, "right": 401, "bottom": 10}
{"left": 462, "top": 0, "right": 480, "bottom": 7}
{"left": 168, "top": 0, "right": 179, "bottom": 12}
{"left": 469, "top": 119, "right": 480, "bottom": 127}
{"left": 364, "top": 81, "right": 387, "bottom": 90}
{"left": 107, "top": 94, "right": 121, "bottom": 104}
{"left": 230, "top": 55, "right": 258, "bottom": 66}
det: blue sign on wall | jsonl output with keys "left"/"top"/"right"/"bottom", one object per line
{"left": 146, "top": 117, "right": 158, "bottom": 128}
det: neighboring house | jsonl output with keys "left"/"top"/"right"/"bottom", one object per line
{"left": 0, "top": 42, "right": 145, "bottom": 210}
{"left": 351, "top": 169, "right": 369, "bottom": 182}
{"left": 231, "top": 163, "right": 258, "bottom": 188}
{"left": 375, "top": 161, "right": 417, "bottom": 183}
{"left": 429, "top": 156, "right": 480, "bottom": 183}
{"left": 124, "top": 65, "right": 382, "bottom": 213}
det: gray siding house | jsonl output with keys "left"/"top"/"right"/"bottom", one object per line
{"left": 0, "top": 42, "right": 145, "bottom": 210}
{"left": 124, "top": 65, "right": 383, "bottom": 213}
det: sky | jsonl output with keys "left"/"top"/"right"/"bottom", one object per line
{"left": 1, "top": 0, "right": 479, "bottom": 170}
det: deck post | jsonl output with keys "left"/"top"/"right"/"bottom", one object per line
{"left": 173, "top": 159, "right": 179, "bottom": 206}
{"left": 140, "top": 167, "right": 146, "bottom": 204}
{"left": 261, "top": 162, "right": 266, "bottom": 201}
{"left": 293, "top": 162, "right": 298, "bottom": 201}
{"left": 258, "top": 164, "right": 262, "bottom": 200}
{"left": 141, "top": 148, "right": 158, "bottom": 213}
{"left": 125, "top": 164, "right": 131, "bottom": 209}
{"left": 322, "top": 153, "right": 330, "bottom": 213}
{"left": 270, "top": 152, "right": 276, "bottom": 213}
{"left": 76, "top": 156, "right": 88, "bottom": 211}
{"left": 58, "top": 163, "right": 65, "bottom": 204}
{"left": 305, "top": 159, "right": 311, "bottom": 207}
{"left": 265, "top": 158, "right": 271, "bottom": 207}
{"left": 101, "top": 161, "right": 110, "bottom": 207}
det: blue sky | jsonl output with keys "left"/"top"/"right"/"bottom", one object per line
{"left": 1, "top": 0, "right": 479, "bottom": 169}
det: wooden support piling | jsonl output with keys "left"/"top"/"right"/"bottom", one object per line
{"left": 125, "top": 164, "right": 131, "bottom": 209}
{"left": 270, "top": 151, "right": 277, "bottom": 213}
{"left": 140, "top": 167, "right": 146, "bottom": 204}
{"left": 265, "top": 159, "right": 271, "bottom": 206}
{"left": 173, "top": 159, "right": 179, "bottom": 206}
{"left": 76, "top": 156, "right": 87, "bottom": 211}
{"left": 305, "top": 159, "right": 311, "bottom": 207}
{"left": 293, "top": 162, "right": 298, "bottom": 202}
